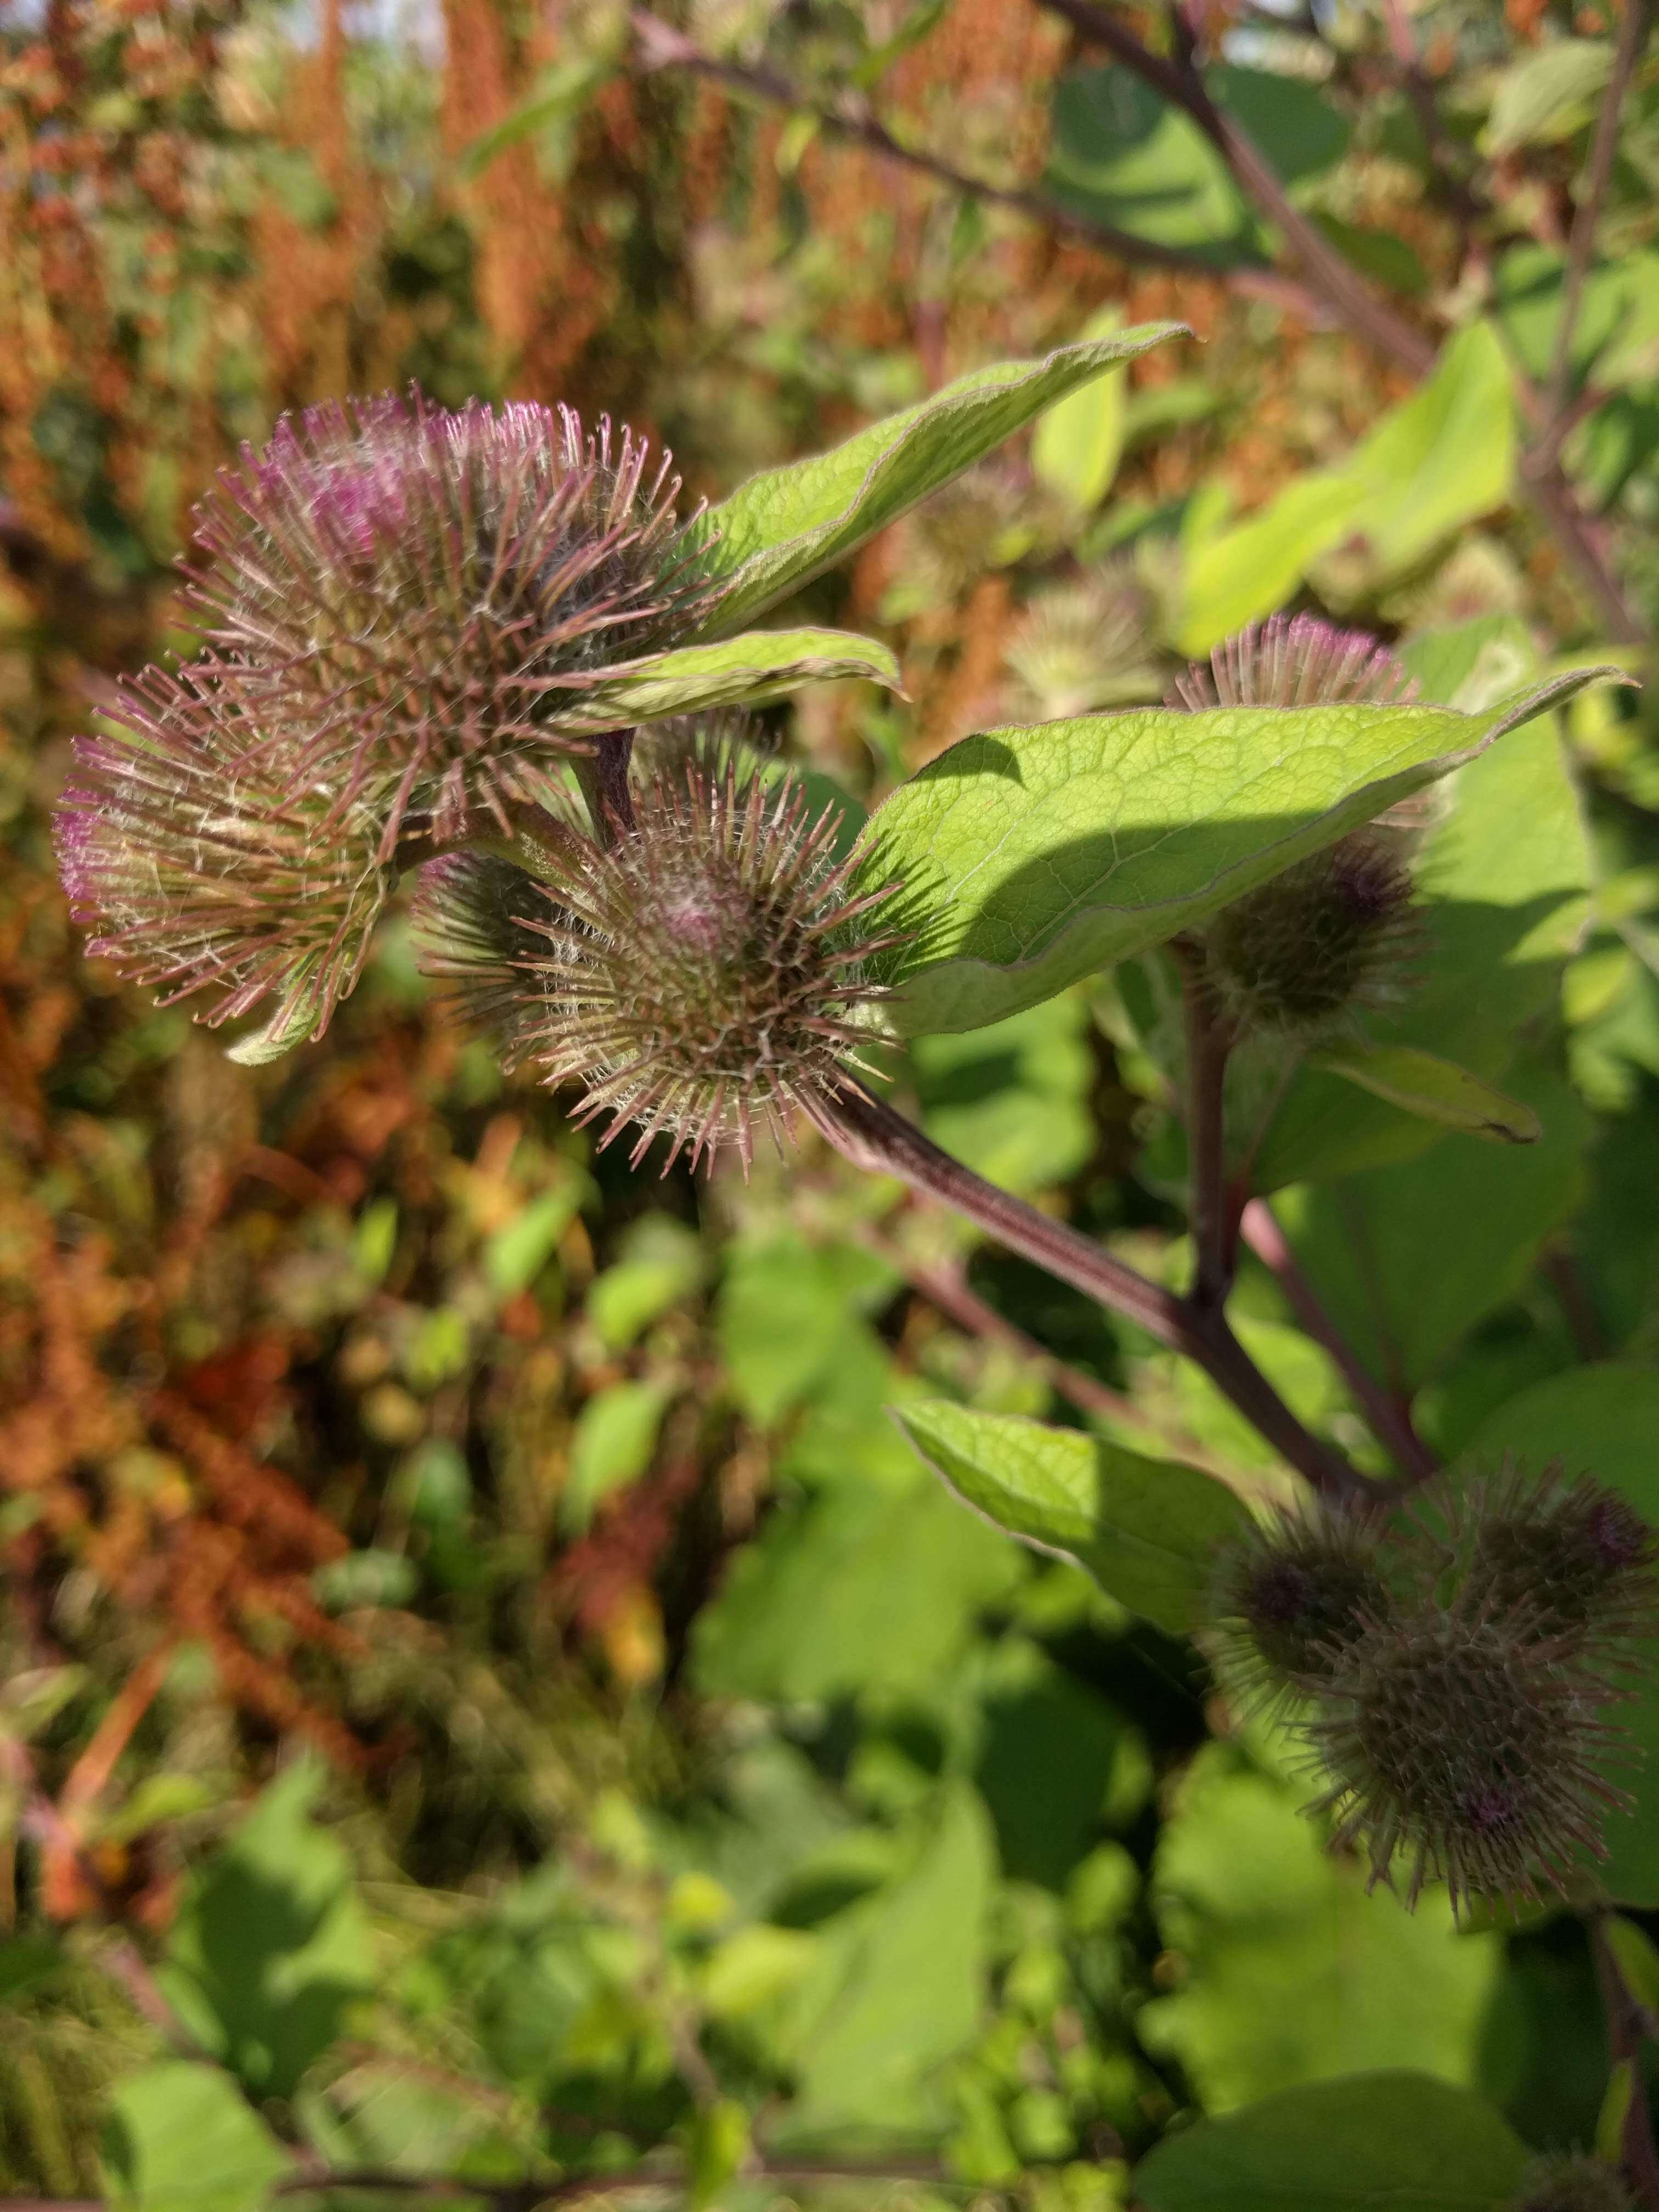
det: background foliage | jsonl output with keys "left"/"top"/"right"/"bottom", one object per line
{"left": 3, "top": 0, "right": 1659, "bottom": 2205}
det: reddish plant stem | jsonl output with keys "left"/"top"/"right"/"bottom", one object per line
{"left": 816, "top": 1079, "right": 1375, "bottom": 1506}
{"left": 1238, "top": 1198, "right": 1437, "bottom": 1485}
{"left": 1592, "top": 1910, "right": 1659, "bottom": 2212}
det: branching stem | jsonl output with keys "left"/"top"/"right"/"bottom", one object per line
{"left": 1239, "top": 1198, "right": 1437, "bottom": 1485}
{"left": 1172, "top": 944, "right": 1235, "bottom": 1308}
{"left": 816, "top": 1077, "right": 1377, "bottom": 1506}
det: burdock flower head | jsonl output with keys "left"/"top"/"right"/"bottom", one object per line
{"left": 184, "top": 390, "right": 714, "bottom": 853}
{"left": 413, "top": 726, "right": 907, "bottom": 1169}
{"left": 1170, "top": 616, "right": 1424, "bottom": 1037}
{"left": 55, "top": 665, "right": 394, "bottom": 1060}
{"left": 1305, "top": 1599, "right": 1632, "bottom": 1911}
{"left": 1207, "top": 1498, "right": 1391, "bottom": 1713}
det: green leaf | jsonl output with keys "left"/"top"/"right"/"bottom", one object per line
{"left": 692, "top": 1434, "right": 1021, "bottom": 1703}
{"left": 861, "top": 670, "right": 1614, "bottom": 1037}
{"left": 563, "top": 1378, "right": 673, "bottom": 1534}
{"left": 484, "top": 1180, "right": 584, "bottom": 1298}
{"left": 1047, "top": 67, "right": 1259, "bottom": 265}
{"left": 1483, "top": 38, "right": 1611, "bottom": 155}
{"left": 459, "top": 55, "right": 616, "bottom": 176}
{"left": 685, "top": 2098, "right": 752, "bottom": 2211}
{"left": 1322, "top": 321, "right": 1517, "bottom": 587}
{"left": 912, "top": 989, "right": 1096, "bottom": 1196}
{"left": 1138, "top": 1744, "right": 1505, "bottom": 2113}
{"left": 587, "top": 1214, "right": 706, "bottom": 1351}
{"left": 104, "top": 2062, "right": 292, "bottom": 2212}
{"left": 686, "top": 326, "right": 1181, "bottom": 635}
{"left": 1269, "top": 1065, "right": 1588, "bottom": 1393}
{"left": 559, "top": 627, "right": 903, "bottom": 731}
{"left": 1310, "top": 1043, "right": 1542, "bottom": 1144}
{"left": 1207, "top": 65, "right": 1350, "bottom": 188}
{"left": 1134, "top": 2073, "right": 1528, "bottom": 2212}
{"left": 893, "top": 1401, "right": 1249, "bottom": 1634}
{"left": 157, "top": 1762, "right": 375, "bottom": 2097}
{"left": 716, "top": 1232, "right": 895, "bottom": 1426}
{"left": 1455, "top": 1366, "right": 1659, "bottom": 1908}
{"left": 773, "top": 1784, "right": 995, "bottom": 2135}
{"left": 1177, "top": 473, "right": 1367, "bottom": 654}
{"left": 1031, "top": 310, "right": 1128, "bottom": 511}
{"left": 0, "top": 1931, "right": 62, "bottom": 2000}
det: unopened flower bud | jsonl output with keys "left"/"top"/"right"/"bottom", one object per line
{"left": 1203, "top": 833, "right": 1419, "bottom": 1036}
{"left": 1307, "top": 1602, "right": 1632, "bottom": 1911}
{"left": 1207, "top": 1500, "right": 1390, "bottom": 1711}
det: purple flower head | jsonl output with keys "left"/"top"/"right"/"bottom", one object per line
{"left": 1168, "top": 614, "right": 1419, "bottom": 712}
{"left": 185, "top": 389, "right": 713, "bottom": 855}
{"left": 55, "top": 664, "right": 393, "bottom": 1060}
{"left": 413, "top": 729, "right": 907, "bottom": 1171}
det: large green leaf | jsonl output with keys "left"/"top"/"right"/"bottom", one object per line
{"left": 1269, "top": 1065, "right": 1588, "bottom": 1395}
{"left": 560, "top": 626, "right": 902, "bottom": 730}
{"left": 157, "top": 1762, "right": 375, "bottom": 2098}
{"left": 860, "top": 671, "right": 1610, "bottom": 1038}
{"left": 104, "top": 2063, "right": 292, "bottom": 2212}
{"left": 1138, "top": 1745, "right": 1505, "bottom": 2112}
{"left": 1249, "top": 617, "right": 1597, "bottom": 1191}
{"left": 1178, "top": 474, "right": 1368, "bottom": 656}
{"left": 1134, "top": 2073, "right": 1528, "bottom": 2211}
{"left": 685, "top": 327, "right": 1180, "bottom": 635}
{"left": 1457, "top": 1366, "right": 1659, "bottom": 1908}
{"left": 1047, "top": 67, "right": 1258, "bottom": 264}
{"left": 894, "top": 1400, "right": 1249, "bottom": 1634}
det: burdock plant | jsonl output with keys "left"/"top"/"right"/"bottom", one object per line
{"left": 57, "top": 334, "right": 1655, "bottom": 1979}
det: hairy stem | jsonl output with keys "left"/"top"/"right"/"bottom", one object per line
{"left": 816, "top": 1077, "right": 1375, "bottom": 1505}
{"left": 1239, "top": 1198, "right": 1437, "bottom": 1485}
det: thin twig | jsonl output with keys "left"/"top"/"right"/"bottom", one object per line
{"left": 1591, "top": 1909, "right": 1659, "bottom": 2212}
{"left": 814, "top": 1077, "right": 1375, "bottom": 1504}
{"left": 628, "top": 8, "right": 1320, "bottom": 315}
{"left": 1238, "top": 1198, "right": 1437, "bottom": 1486}
{"left": 1549, "top": 0, "right": 1655, "bottom": 419}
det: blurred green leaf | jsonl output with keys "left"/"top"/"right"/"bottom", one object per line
{"left": 1047, "top": 67, "right": 1259, "bottom": 265}
{"left": 685, "top": 2097, "right": 752, "bottom": 2209}
{"left": 716, "top": 1233, "right": 893, "bottom": 1426}
{"left": 1031, "top": 310, "right": 1127, "bottom": 512}
{"left": 1135, "top": 2073, "right": 1527, "bottom": 2211}
{"left": 687, "top": 328, "right": 1181, "bottom": 634}
{"left": 912, "top": 990, "right": 1095, "bottom": 1195}
{"left": 157, "top": 1763, "right": 375, "bottom": 2097}
{"left": 104, "top": 2062, "right": 291, "bottom": 2212}
{"left": 312, "top": 1547, "right": 420, "bottom": 1611}
{"left": 1139, "top": 1745, "right": 1505, "bottom": 2111}
{"left": 564, "top": 1379, "right": 674, "bottom": 1533}
{"left": 1309, "top": 1043, "right": 1541, "bottom": 1144}
{"left": 484, "top": 1183, "right": 583, "bottom": 1299}
{"left": 1455, "top": 1366, "right": 1659, "bottom": 1907}
{"left": 894, "top": 1401, "right": 1249, "bottom": 1633}
{"left": 862, "top": 673, "right": 1611, "bottom": 1037}
{"left": 1208, "top": 65, "right": 1350, "bottom": 188}
{"left": 1483, "top": 38, "right": 1611, "bottom": 154}
{"left": 0, "top": 1932, "right": 63, "bottom": 2001}
{"left": 588, "top": 1215, "right": 706, "bottom": 1351}
{"left": 460, "top": 56, "right": 617, "bottom": 176}
{"left": 353, "top": 1195, "right": 399, "bottom": 1286}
